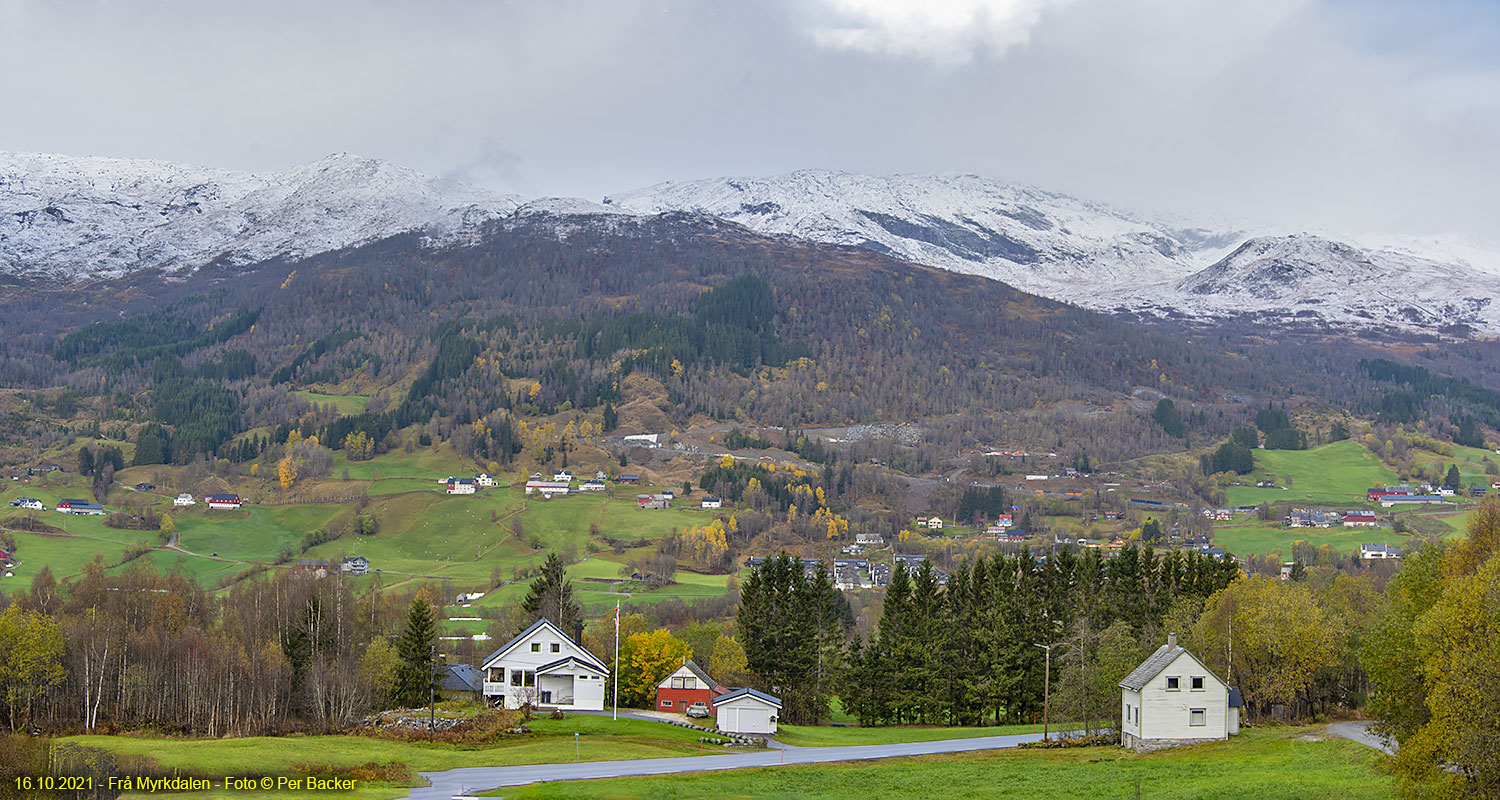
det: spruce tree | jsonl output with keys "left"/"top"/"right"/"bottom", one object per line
{"left": 520, "top": 552, "right": 582, "bottom": 635}
{"left": 394, "top": 596, "right": 438, "bottom": 708}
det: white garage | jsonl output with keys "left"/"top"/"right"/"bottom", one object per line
{"left": 713, "top": 688, "right": 782, "bottom": 735}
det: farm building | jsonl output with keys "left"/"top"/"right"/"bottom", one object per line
{"left": 524, "top": 481, "right": 570, "bottom": 498}
{"left": 616, "top": 474, "right": 642, "bottom": 485}
{"left": 173, "top": 493, "right": 196, "bottom": 507}
{"left": 713, "top": 688, "right": 782, "bottom": 735}
{"left": 1343, "top": 512, "right": 1379, "bottom": 527}
{"left": 655, "top": 660, "right": 727, "bottom": 716}
{"left": 205, "top": 494, "right": 242, "bottom": 510}
{"left": 637, "top": 494, "right": 670, "bottom": 510}
{"left": 56, "top": 499, "right": 105, "bottom": 515}
{"left": 480, "top": 618, "right": 608, "bottom": 711}
{"left": 1119, "top": 633, "right": 1240, "bottom": 752}
{"left": 446, "top": 478, "right": 477, "bottom": 495}
{"left": 701, "top": 496, "right": 723, "bottom": 509}
{"left": 578, "top": 480, "right": 606, "bottom": 492}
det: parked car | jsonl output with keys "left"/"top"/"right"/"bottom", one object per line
{"left": 685, "top": 701, "right": 710, "bottom": 718}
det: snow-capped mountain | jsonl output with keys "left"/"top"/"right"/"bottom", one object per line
{"left": 1152, "top": 234, "right": 1497, "bottom": 330}
{"left": 605, "top": 170, "right": 1242, "bottom": 298}
{"left": 5, "top": 152, "right": 1497, "bottom": 334}
{"left": 0, "top": 151, "right": 523, "bottom": 282}
{"left": 606, "top": 171, "right": 1500, "bottom": 334}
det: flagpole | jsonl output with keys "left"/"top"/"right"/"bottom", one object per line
{"left": 613, "top": 599, "right": 620, "bottom": 721}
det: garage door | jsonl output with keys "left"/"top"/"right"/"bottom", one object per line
{"left": 721, "top": 708, "right": 737, "bottom": 732}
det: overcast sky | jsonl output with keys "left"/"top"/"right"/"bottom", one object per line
{"left": 3, "top": 0, "right": 1497, "bottom": 241}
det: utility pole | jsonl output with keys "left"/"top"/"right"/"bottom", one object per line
{"left": 1034, "top": 643, "right": 1052, "bottom": 741}
{"left": 429, "top": 645, "right": 438, "bottom": 732}
{"left": 613, "top": 599, "right": 620, "bottom": 721}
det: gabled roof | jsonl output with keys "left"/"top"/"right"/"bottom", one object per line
{"left": 1228, "top": 686, "right": 1242, "bottom": 708}
{"left": 480, "top": 618, "right": 608, "bottom": 672}
{"left": 440, "top": 664, "right": 484, "bottom": 692}
{"left": 658, "top": 659, "right": 720, "bottom": 691}
{"left": 1119, "top": 643, "right": 1226, "bottom": 692}
{"left": 713, "top": 687, "right": 781, "bottom": 708}
{"left": 537, "top": 655, "right": 609, "bottom": 676}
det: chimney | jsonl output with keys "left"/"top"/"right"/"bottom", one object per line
{"left": 575, "top": 619, "right": 584, "bottom": 646}
{"left": 1168, "top": 633, "right": 1178, "bottom": 649}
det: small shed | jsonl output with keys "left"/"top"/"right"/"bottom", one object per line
{"left": 713, "top": 688, "right": 781, "bottom": 735}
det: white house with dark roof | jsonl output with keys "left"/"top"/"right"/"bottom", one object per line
{"left": 712, "top": 687, "right": 782, "bottom": 735}
{"left": 480, "top": 618, "right": 608, "bottom": 711}
{"left": 1119, "top": 633, "right": 1240, "bottom": 752}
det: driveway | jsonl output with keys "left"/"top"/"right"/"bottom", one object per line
{"left": 406, "top": 731, "right": 1050, "bottom": 798}
{"left": 1327, "top": 721, "right": 1396, "bottom": 755}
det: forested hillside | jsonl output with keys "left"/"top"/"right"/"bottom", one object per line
{"left": 4, "top": 210, "right": 1494, "bottom": 476}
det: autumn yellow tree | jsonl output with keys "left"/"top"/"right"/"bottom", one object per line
{"left": 344, "top": 430, "right": 374, "bottom": 461}
{"left": 620, "top": 628, "right": 692, "bottom": 706}
{"left": 278, "top": 456, "right": 299, "bottom": 490}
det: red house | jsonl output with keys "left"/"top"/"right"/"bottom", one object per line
{"left": 655, "top": 660, "right": 727, "bottom": 717}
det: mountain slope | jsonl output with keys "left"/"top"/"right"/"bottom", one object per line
{"left": 0, "top": 151, "right": 523, "bottom": 282}
{"left": 605, "top": 170, "right": 1240, "bottom": 296}
{"left": 607, "top": 171, "right": 1500, "bottom": 335}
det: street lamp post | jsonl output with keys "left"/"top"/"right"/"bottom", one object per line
{"left": 1034, "top": 643, "right": 1052, "bottom": 741}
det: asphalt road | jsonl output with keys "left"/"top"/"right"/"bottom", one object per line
{"left": 406, "top": 731, "right": 1049, "bottom": 799}
{"left": 1326, "top": 721, "right": 1396, "bottom": 755}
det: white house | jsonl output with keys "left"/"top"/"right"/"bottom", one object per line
{"left": 926, "top": 516, "right": 944, "bottom": 530}
{"left": 701, "top": 496, "right": 723, "bottom": 509}
{"left": 1119, "top": 634, "right": 1239, "bottom": 752}
{"left": 15, "top": 498, "right": 45, "bottom": 510}
{"left": 1360, "top": 543, "right": 1401, "bottom": 560}
{"left": 173, "top": 493, "right": 196, "bottom": 507}
{"left": 855, "top": 533, "right": 884, "bottom": 546}
{"left": 578, "top": 480, "right": 606, "bottom": 492}
{"left": 713, "top": 687, "right": 782, "bottom": 735}
{"left": 475, "top": 474, "right": 497, "bottom": 487}
{"left": 553, "top": 470, "right": 574, "bottom": 483}
{"left": 480, "top": 618, "right": 609, "bottom": 711}
{"left": 446, "top": 478, "right": 477, "bottom": 495}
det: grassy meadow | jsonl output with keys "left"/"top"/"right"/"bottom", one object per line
{"left": 1225, "top": 441, "right": 1398, "bottom": 507}
{"left": 496, "top": 726, "right": 1393, "bottom": 800}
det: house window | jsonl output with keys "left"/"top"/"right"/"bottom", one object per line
{"left": 1191, "top": 676, "right": 1205, "bottom": 691}
{"left": 1189, "top": 708, "right": 1206, "bottom": 726}
{"left": 551, "top": 643, "right": 561, "bottom": 653}
{"left": 662, "top": 699, "right": 673, "bottom": 707}
{"left": 511, "top": 670, "right": 522, "bottom": 686}
{"left": 1166, "top": 676, "right": 1180, "bottom": 691}
{"left": 524, "top": 671, "right": 535, "bottom": 687}
{"left": 531, "top": 643, "right": 541, "bottom": 652}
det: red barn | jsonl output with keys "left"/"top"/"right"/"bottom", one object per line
{"left": 655, "top": 660, "right": 726, "bottom": 717}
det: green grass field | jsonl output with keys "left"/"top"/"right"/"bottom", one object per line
{"left": 1211, "top": 523, "right": 1415, "bottom": 558}
{"left": 63, "top": 715, "right": 721, "bottom": 800}
{"left": 496, "top": 726, "right": 1393, "bottom": 800}
{"left": 295, "top": 391, "right": 371, "bottom": 416}
{"left": 1225, "top": 441, "right": 1399, "bottom": 507}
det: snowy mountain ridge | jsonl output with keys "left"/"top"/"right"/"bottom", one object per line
{"left": 606, "top": 170, "right": 1500, "bottom": 334}
{"left": 0, "top": 151, "right": 524, "bottom": 282}
{"left": 4, "top": 152, "right": 1497, "bottom": 334}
